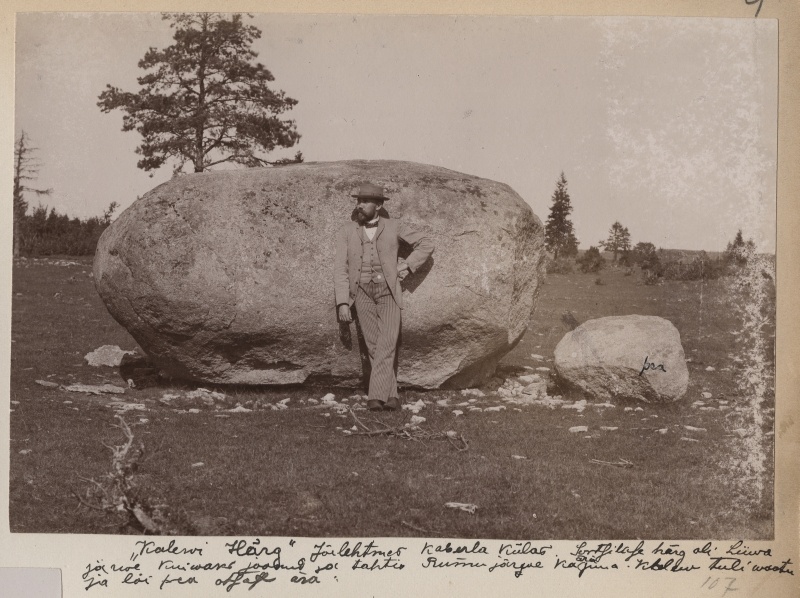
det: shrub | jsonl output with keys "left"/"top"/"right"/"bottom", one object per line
{"left": 546, "top": 257, "right": 574, "bottom": 274}
{"left": 577, "top": 246, "right": 605, "bottom": 273}
{"left": 660, "top": 251, "right": 727, "bottom": 281}
{"left": 643, "top": 269, "right": 660, "bottom": 285}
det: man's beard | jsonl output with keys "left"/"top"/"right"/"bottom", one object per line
{"left": 355, "top": 211, "right": 369, "bottom": 224}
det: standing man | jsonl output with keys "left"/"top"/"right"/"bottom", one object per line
{"left": 334, "top": 183, "right": 434, "bottom": 411}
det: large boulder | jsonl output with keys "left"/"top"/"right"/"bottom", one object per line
{"left": 94, "top": 160, "right": 545, "bottom": 388}
{"left": 553, "top": 315, "right": 689, "bottom": 402}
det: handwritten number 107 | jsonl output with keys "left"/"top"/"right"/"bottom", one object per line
{"left": 701, "top": 576, "right": 738, "bottom": 596}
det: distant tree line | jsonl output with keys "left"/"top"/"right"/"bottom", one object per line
{"left": 543, "top": 173, "right": 760, "bottom": 283}
{"left": 16, "top": 202, "right": 118, "bottom": 257}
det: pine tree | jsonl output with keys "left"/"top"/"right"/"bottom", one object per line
{"left": 599, "top": 221, "right": 631, "bottom": 264}
{"left": 544, "top": 172, "right": 579, "bottom": 260}
{"left": 98, "top": 13, "right": 301, "bottom": 174}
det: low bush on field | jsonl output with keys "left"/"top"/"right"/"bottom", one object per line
{"left": 577, "top": 246, "right": 605, "bottom": 273}
{"left": 546, "top": 257, "right": 574, "bottom": 274}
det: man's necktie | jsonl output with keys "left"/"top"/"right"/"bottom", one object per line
{"left": 364, "top": 221, "right": 379, "bottom": 228}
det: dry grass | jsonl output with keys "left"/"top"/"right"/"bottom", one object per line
{"left": 9, "top": 258, "right": 774, "bottom": 538}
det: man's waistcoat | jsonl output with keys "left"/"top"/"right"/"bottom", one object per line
{"left": 359, "top": 228, "right": 385, "bottom": 285}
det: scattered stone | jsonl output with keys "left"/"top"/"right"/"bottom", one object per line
{"left": 600, "top": 426, "right": 619, "bottom": 431}
{"left": 63, "top": 401, "right": 73, "bottom": 405}
{"left": 484, "top": 405, "right": 506, "bottom": 412}
{"left": 446, "top": 430, "right": 458, "bottom": 439}
{"left": 109, "top": 402, "right": 146, "bottom": 413}
{"left": 320, "top": 393, "right": 336, "bottom": 403}
{"left": 35, "top": 380, "right": 60, "bottom": 388}
{"left": 84, "top": 345, "right": 136, "bottom": 367}
{"left": 403, "top": 399, "right": 426, "bottom": 414}
{"left": 452, "top": 410, "right": 464, "bottom": 416}
{"left": 19, "top": 449, "right": 32, "bottom": 455}
{"left": 159, "top": 387, "right": 229, "bottom": 409}
{"left": 569, "top": 426, "right": 589, "bottom": 433}
{"left": 191, "top": 462, "right": 205, "bottom": 468}
{"left": 409, "top": 415, "right": 426, "bottom": 426}
{"left": 436, "top": 399, "right": 450, "bottom": 407}
{"left": 561, "top": 399, "right": 587, "bottom": 413}
{"left": 554, "top": 315, "right": 689, "bottom": 402}
{"left": 680, "top": 437, "right": 700, "bottom": 443}
{"left": 511, "top": 455, "right": 527, "bottom": 460}
{"left": 656, "top": 428, "right": 668, "bottom": 434}
{"left": 535, "top": 367, "right": 550, "bottom": 372}
{"left": 444, "top": 502, "right": 478, "bottom": 514}
{"left": 227, "top": 405, "right": 253, "bottom": 413}
{"left": 64, "top": 383, "right": 126, "bottom": 395}
{"left": 684, "top": 425, "right": 707, "bottom": 433}
{"left": 701, "top": 392, "right": 712, "bottom": 399}
{"left": 518, "top": 374, "right": 542, "bottom": 384}
{"left": 460, "top": 388, "right": 485, "bottom": 397}
{"left": 705, "top": 366, "right": 715, "bottom": 371}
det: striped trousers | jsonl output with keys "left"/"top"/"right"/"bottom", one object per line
{"left": 354, "top": 279, "right": 401, "bottom": 403}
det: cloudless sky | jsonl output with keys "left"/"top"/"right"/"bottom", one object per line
{"left": 15, "top": 13, "right": 777, "bottom": 252}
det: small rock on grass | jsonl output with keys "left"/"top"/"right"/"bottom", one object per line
{"left": 600, "top": 426, "right": 618, "bottom": 431}
{"left": 403, "top": 399, "right": 426, "bottom": 414}
{"left": 64, "top": 383, "right": 125, "bottom": 395}
{"left": 569, "top": 426, "right": 589, "bottom": 433}
{"left": 84, "top": 345, "right": 136, "bottom": 367}
{"left": 452, "top": 410, "right": 464, "bottom": 416}
{"left": 701, "top": 392, "right": 713, "bottom": 399}
{"left": 680, "top": 437, "right": 700, "bottom": 443}
{"left": 36, "top": 380, "right": 60, "bottom": 388}
{"left": 511, "top": 455, "right": 527, "bottom": 460}
{"left": 684, "top": 425, "right": 707, "bottom": 433}
{"left": 191, "top": 462, "right": 205, "bottom": 468}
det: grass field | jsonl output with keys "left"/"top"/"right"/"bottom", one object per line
{"left": 9, "top": 257, "right": 774, "bottom": 539}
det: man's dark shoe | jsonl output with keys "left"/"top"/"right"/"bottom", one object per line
{"left": 384, "top": 397, "right": 401, "bottom": 411}
{"left": 367, "top": 399, "right": 384, "bottom": 411}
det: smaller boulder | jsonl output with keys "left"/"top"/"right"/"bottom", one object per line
{"left": 554, "top": 315, "right": 689, "bottom": 403}
{"left": 85, "top": 345, "right": 136, "bottom": 367}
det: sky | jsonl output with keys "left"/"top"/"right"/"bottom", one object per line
{"left": 14, "top": 13, "right": 778, "bottom": 252}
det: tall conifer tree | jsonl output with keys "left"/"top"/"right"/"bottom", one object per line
{"left": 544, "top": 172, "right": 579, "bottom": 260}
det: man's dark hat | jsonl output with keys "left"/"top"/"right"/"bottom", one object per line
{"left": 351, "top": 183, "right": 390, "bottom": 201}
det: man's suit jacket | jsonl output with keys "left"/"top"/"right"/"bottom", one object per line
{"left": 334, "top": 217, "right": 434, "bottom": 310}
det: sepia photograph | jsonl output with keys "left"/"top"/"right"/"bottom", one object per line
{"left": 9, "top": 11, "right": 777, "bottom": 545}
